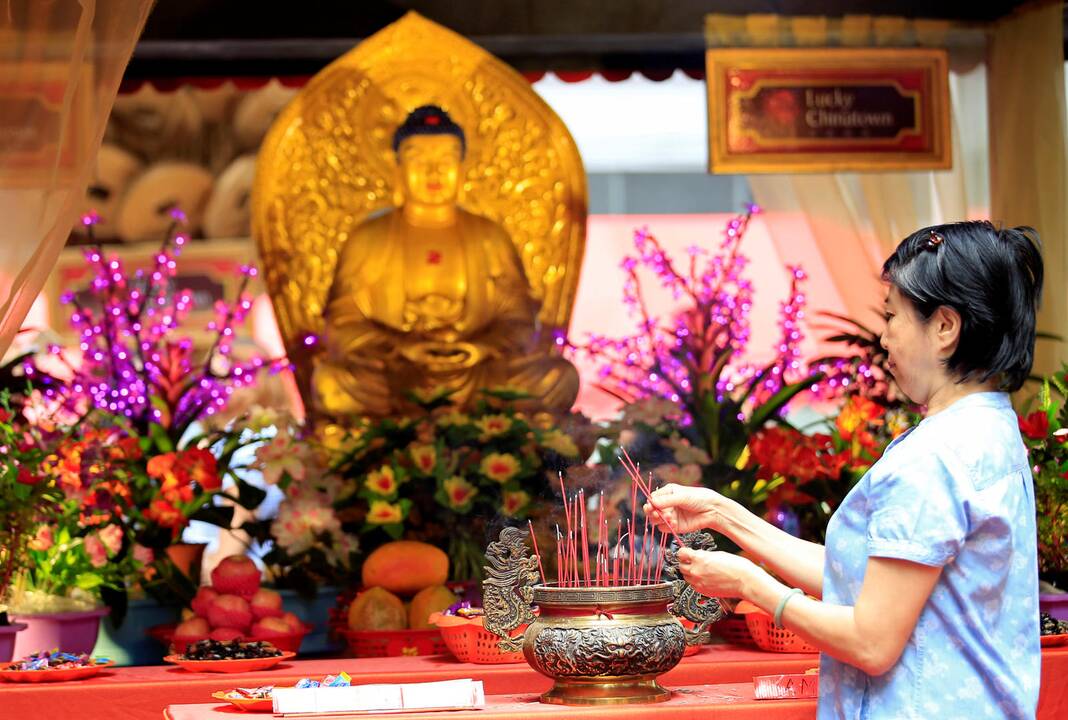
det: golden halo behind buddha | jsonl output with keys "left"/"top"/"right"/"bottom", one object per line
{"left": 252, "top": 12, "right": 587, "bottom": 400}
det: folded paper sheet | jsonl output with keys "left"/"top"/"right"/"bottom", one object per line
{"left": 273, "top": 678, "right": 486, "bottom": 715}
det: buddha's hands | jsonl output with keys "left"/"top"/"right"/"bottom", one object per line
{"left": 644, "top": 484, "right": 729, "bottom": 535}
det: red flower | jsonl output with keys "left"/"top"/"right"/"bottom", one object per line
{"left": 145, "top": 499, "right": 185, "bottom": 535}
{"left": 176, "top": 448, "right": 220, "bottom": 491}
{"left": 1019, "top": 411, "right": 1050, "bottom": 440}
{"left": 0, "top": 408, "right": 10, "bottom": 423}
{"left": 16, "top": 466, "right": 42, "bottom": 485}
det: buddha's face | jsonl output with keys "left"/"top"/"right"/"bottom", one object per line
{"left": 397, "top": 134, "right": 463, "bottom": 205}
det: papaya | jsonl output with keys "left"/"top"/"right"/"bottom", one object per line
{"left": 408, "top": 584, "right": 458, "bottom": 629}
{"left": 361, "top": 540, "right": 449, "bottom": 596}
{"left": 347, "top": 586, "right": 407, "bottom": 631}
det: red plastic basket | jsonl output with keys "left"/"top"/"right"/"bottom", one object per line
{"left": 340, "top": 627, "right": 448, "bottom": 658}
{"left": 428, "top": 613, "right": 526, "bottom": 664}
{"left": 743, "top": 612, "right": 817, "bottom": 653}
{"left": 710, "top": 615, "right": 758, "bottom": 649}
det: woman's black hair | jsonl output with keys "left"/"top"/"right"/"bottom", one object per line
{"left": 392, "top": 105, "right": 466, "bottom": 158}
{"left": 881, "top": 220, "right": 1044, "bottom": 392}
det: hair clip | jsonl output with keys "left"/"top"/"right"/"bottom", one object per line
{"left": 926, "top": 231, "right": 944, "bottom": 248}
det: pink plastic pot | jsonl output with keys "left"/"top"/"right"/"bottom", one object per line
{"left": 1040, "top": 593, "right": 1068, "bottom": 622}
{"left": 0, "top": 623, "right": 28, "bottom": 662}
{"left": 11, "top": 608, "right": 108, "bottom": 658}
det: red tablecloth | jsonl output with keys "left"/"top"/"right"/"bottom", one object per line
{"left": 0, "top": 646, "right": 815, "bottom": 720}
{"left": 164, "top": 683, "right": 816, "bottom": 720}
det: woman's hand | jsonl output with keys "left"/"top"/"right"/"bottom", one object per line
{"left": 675, "top": 548, "right": 757, "bottom": 599}
{"left": 643, "top": 484, "right": 728, "bottom": 535}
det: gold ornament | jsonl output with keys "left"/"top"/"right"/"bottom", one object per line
{"left": 252, "top": 12, "right": 587, "bottom": 417}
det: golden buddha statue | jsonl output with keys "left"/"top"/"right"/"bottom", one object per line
{"left": 312, "top": 106, "right": 578, "bottom": 416}
{"left": 251, "top": 12, "right": 588, "bottom": 420}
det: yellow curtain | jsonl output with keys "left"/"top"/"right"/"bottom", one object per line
{"left": 988, "top": 1, "right": 1067, "bottom": 376}
{"left": 0, "top": 0, "right": 153, "bottom": 359}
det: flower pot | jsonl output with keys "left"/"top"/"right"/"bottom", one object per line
{"left": 1040, "top": 592, "right": 1068, "bottom": 622}
{"left": 12, "top": 607, "right": 108, "bottom": 658}
{"left": 0, "top": 623, "right": 28, "bottom": 662}
{"left": 165, "top": 542, "right": 207, "bottom": 581}
{"left": 279, "top": 586, "right": 343, "bottom": 654}
{"left": 92, "top": 599, "right": 181, "bottom": 666}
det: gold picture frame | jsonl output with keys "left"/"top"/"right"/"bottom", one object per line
{"left": 706, "top": 47, "right": 951, "bottom": 174}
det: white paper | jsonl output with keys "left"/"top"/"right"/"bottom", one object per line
{"left": 272, "top": 678, "right": 486, "bottom": 716}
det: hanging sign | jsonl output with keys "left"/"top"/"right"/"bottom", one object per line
{"left": 706, "top": 48, "right": 950, "bottom": 173}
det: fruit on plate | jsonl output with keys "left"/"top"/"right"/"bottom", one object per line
{"left": 280, "top": 612, "right": 304, "bottom": 632}
{"left": 191, "top": 586, "right": 219, "bottom": 618}
{"left": 210, "top": 627, "right": 245, "bottom": 642}
{"left": 211, "top": 555, "right": 261, "bottom": 598}
{"left": 251, "top": 616, "right": 294, "bottom": 641}
{"left": 361, "top": 540, "right": 448, "bottom": 596}
{"left": 208, "top": 594, "right": 253, "bottom": 631}
{"left": 408, "top": 585, "right": 458, "bottom": 630}
{"left": 180, "top": 639, "right": 282, "bottom": 660}
{"left": 173, "top": 617, "right": 211, "bottom": 648}
{"left": 250, "top": 588, "right": 284, "bottom": 619}
{"left": 347, "top": 586, "right": 407, "bottom": 631}
{"left": 1041, "top": 611, "right": 1068, "bottom": 636}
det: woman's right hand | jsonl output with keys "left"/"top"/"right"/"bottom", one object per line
{"left": 643, "top": 484, "right": 729, "bottom": 535}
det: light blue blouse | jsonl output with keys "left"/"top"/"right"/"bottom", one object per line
{"left": 819, "top": 392, "right": 1040, "bottom": 719}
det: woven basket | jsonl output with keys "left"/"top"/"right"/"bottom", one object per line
{"left": 710, "top": 615, "right": 758, "bottom": 649}
{"left": 428, "top": 613, "right": 526, "bottom": 664}
{"left": 340, "top": 628, "right": 448, "bottom": 658}
{"left": 744, "top": 611, "right": 817, "bottom": 653}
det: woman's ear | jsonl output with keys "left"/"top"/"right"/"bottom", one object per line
{"left": 932, "top": 305, "right": 962, "bottom": 357}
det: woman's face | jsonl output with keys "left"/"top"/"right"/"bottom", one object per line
{"left": 880, "top": 286, "right": 944, "bottom": 405}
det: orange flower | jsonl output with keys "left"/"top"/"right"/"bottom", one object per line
{"left": 365, "top": 466, "right": 398, "bottom": 496}
{"left": 366, "top": 500, "right": 403, "bottom": 525}
{"left": 145, "top": 499, "right": 185, "bottom": 535}
{"left": 836, "top": 396, "right": 883, "bottom": 447}
{"left": 147, "top": 452, "right": 184, "bottom": 485}
{"left": 409, "top": 444, "right": 437, "bottom": 475}
{"left": 480, "top": 453, "right": 520, "bottom": 484}
{"left": 501, "top": 490, "right": 530, "bottom": 517}
{"left": 443, "top": 476, "right": 478, "bottom": 508}
{"left": 177, "top": 448, "right": 220, "bottom": 491}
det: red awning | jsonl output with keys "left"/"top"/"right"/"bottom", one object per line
{"left": 117, "top": 68, "right": 704, "bottom": 94}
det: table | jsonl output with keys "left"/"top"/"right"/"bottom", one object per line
{"left": 165, "top": 683, "right": 817, "bottom": 720}
{"left": 0, "top": 646, "right": 816, "bottom": 720}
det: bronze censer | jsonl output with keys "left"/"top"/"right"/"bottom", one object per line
{"left": 483, "top": 527, "right": 724, "bottom": 705}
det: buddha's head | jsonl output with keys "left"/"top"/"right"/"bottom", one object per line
{"left": 392, "top": 105, "right": 466, "bottom": 206}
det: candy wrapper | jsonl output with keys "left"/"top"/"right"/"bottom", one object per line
{"left": 11, "top": 651, "right": 108, "bottom": 671}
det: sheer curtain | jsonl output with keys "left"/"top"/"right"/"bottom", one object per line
{"left": 705, "top": 14, "right": 993, "bottom": 330}
{"left": 0, "top": 0, "right": 152, "bottom": 359}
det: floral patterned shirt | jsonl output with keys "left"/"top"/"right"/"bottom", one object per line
{"left": 820, "top": 392, "right": 1040, "bottom": 719}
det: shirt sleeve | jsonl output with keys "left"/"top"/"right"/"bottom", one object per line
{"left": 865, "top": 450, "right": 969, "bottom": 567}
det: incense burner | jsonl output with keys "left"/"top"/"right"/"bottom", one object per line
{"left": 483, "top": 527, "right": 724, "bottom": 705}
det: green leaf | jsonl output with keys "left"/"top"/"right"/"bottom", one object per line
{"left": 746, "top": 371, "right": 825, "bottom": 433}
{"left": 75, "top": 573, "right": 105, "bottom": 590}
{"left": 148, "top": 420, "right": 175, "bottom": 453}
{"left": 382, "top": 522, "right": 404, "bottom": 540}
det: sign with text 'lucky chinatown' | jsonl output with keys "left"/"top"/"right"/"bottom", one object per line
{"left": 706, "top": 48, "right": 950, "bottom": 173}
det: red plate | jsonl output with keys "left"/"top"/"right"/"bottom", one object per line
{"left": 164, "top": 651, "right": 295, "bottom": 673}
{"left": 212, "top": 690, "right": 275, "bottom": 712}
{"left": 1041, "top": 633, "right": 1068, "bottom": 647}
{"left": 0, "top": 660, "right": 114, "bottom": 683}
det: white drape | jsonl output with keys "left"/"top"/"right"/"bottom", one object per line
{"left": 0, "top": 0, "right": 152, "bottom": 358}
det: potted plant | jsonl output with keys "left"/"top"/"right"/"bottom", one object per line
{"left": 15, "top": 211, "right": 280, "bottom": 662}
{"left": 1018, "top": 367, "right": 1068, "bottom": 619}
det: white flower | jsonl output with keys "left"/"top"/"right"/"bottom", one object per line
{"left": 255, "top": 435, "right": 306, "bottom": 485}
{"left": 270, "top": 496, "right": 343, "bottom": 555}
{"left": 652, "top": 463, "right": 702, "bottom": 486}
{"left": 663, "top": 434, "right": 711, "bottom": 465}
{"left": 622, "top": 397, "right": 680, "bottom": 427}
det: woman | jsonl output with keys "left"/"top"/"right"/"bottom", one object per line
{"left": 648, "top": 221, "right": 1044, "bottom": 719}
